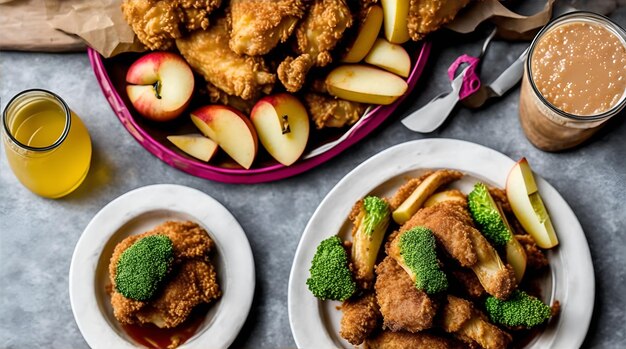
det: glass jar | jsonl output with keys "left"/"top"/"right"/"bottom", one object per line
{"left": 519, "top": 11, "right": 626, "bottom": 151}
{"left": 2, "top": 89, "right": 92, "bottom": 198}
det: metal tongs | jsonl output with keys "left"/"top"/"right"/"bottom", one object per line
{"left": 402, "top": 29, "right": 528, "bottom": 133}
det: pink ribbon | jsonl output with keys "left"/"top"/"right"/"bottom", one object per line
{"left": 448, "top": 54, "right": 481, "bottom": 100}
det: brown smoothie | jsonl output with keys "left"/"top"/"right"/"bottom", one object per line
{"left": 519, "top": 17, "right": 626, "bottom": 151}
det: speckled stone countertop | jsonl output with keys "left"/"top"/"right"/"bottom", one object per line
{"left": 1, "top": 3, "right": 625, "bottom": 349}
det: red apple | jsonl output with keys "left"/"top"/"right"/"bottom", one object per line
{"left": 250, "top": 94, "right": 310, "bottom": 166}
{"left": 167, "top": 134, "right": 219, "bottom": 162}
{"left": 190, "top": 105, "right": 258, "bottom": 169}
{"left": 126, "top": 52, "right": 195, "bottom": 122}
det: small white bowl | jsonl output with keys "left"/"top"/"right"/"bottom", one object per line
{"left": 70, "top": 184, "right": 255, "bottom": 349}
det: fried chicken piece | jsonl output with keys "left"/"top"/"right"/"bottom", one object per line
{"left": 203, "top": 82, "right": 258, "bottom": 114}
{"left": 451, "top": 268, "right": 485, "bottom": 299}
{"left": 340, "top": 292, "right": 381, "bottom": 345}
{"left": 407, "top": 0, "right": 471, "bottom": 41}
{"left": 440, "top": 295, "right": 511, "bottom": 349}
{"left": 364, "top": 330, "right": 463, "bottom": 349}
{"left": 375, "top": 257, "right": 438, "bottom": 332}
{"left": 515, "top": 234, "right": 549, "bottom": 269}
{"left": 121, "top": 0, "right": 221, "bottom": 50}
{"left": 109, "top": 221, "right": 221, "bottom": 328}
{"left": 400, "top": 201, "right": 516, "bottom": 299}
{"left": 176, "top": 16, "right": 276, "bottom": 100}
{"left": 304, "top": 93, "right": 366, "bottom": 129}
{"left": 277, "top": 0, "right": 353, "bottom": 91}
{"left": 228, "top": 0, "right": 306, "bottom": 56}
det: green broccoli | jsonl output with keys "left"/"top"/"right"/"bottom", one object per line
{"left": 115, "top": 235, "right": 173, "bottom": 301}
{"left": 394, "top": 227, "right": 448, "bottom": 294}
{"left": 468, "top": 182, "right": 512, "bottom": 246}
{"left": 485, "top": 290, "right": 552, "bottom": 328}
{"left": 352, "top": 196, "right": 391, "bottom": 286}
{"left": 306, "top": 236, "right": 357, "bottom": 301}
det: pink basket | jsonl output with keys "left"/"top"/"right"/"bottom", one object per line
{"left": 88, "top": 43, "right": 430, "bottom": 183}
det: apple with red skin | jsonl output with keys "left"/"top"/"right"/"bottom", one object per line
{"left": 126, "top": 52, "right": 195, "bottom": 122}
{"left": 191, "top": 105, "right": 258, "bottom": 169}
{"left": 167, "top": 134, "right": 219, "bottom": 162}
{"left": 250, "top": 94, "right": 310, "bottom": 166}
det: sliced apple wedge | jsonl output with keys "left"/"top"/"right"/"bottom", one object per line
{"left": 342, "top": 5, "right": 384, "bottom": 63}
{"left": 506, "top": 158, "right": 559, "bottom": 249}
{"left": 251, "top": 93, "right": 310, "bottom": 166}
{"left": 167, "top": 134, "right": 218, "bottom": 162}
{"left": 392, "top": 170, "right": 463, "bottom": 224}
{"left": 326, "top": 65, "right": 408, "bottom": 105}
{"left": 424, "top": 190, "right": 466, "bottom": 208}
{"left": 191, "top": 105, "right": 258, "bottom": 169}
{"left": 364, "top": 38, "right": 411, "bottom": 78}
{"left": 381, "top": 0, "right": 410, "bottom": 44}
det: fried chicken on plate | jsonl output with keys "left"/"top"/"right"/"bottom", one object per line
{"left": 365, "top": 330, "right": 464, "bottom": 349}
{"left": 176, "top": 16, "right": 276, "bottom": 100}
{"left": 340, "top": 292, "right": 381, "bottom": 345}
{"left": 228, "top": 0, "right": 307, "bottom": 56}
{"left": 407, "top": 0, "right": 471, "bottom": 41}
{"left": 109, "top": 221, "right": 221, "bottom": 328}
{"left": 121, "top": 0, "right": 222, "bottom": 50}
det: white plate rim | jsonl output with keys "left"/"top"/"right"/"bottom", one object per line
{"left": 288, "top": 138, "right": 595, "bottom": 349}
{"left": 69, "top": 184, "right": 255, "bottom": 349}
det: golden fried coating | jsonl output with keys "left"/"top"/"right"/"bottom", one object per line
{"left": 375, "top": 257, "right": 438, "bottom": 332}
{"left": 388, "top": 170, "right": 462, "bottom": 211}
{"left": 340, "top": 292, "right": 381, "bottom": 345}
{"left": 203, "top": 82, "right": 258, "bottom": 114}
{"left": 109, "top": 221, "right": 221, "bottom": 328}
{"left": 451, "top": 268, "right": 485, "bottom": 299}
{"left": 228, "top": 0, "right": 306, "bottom": 56}
{"left": 515, "top": 234, "right": 549, "bottom": 269}
{"left": 407, "top": 0, "right": 471, "bottom": 41}
{"left": 121, "top": 0, "right": 221, "bottom": 50}
{"left": 277, "top": 0, "right": 353, "bottom": 91}
{"left": 440, "top": 295, "right": 512, "bottom": 349}
{"left": 364, "top": 330, "right": 462, "bottom": 349}
{"left": 176, "top": 16, "right": 275, "bottom": 100}
{"left": 304, "top": 93, "right": 366, "bottom": 129}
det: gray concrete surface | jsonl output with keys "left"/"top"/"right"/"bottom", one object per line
{"left": 1, "top": 4, "right": 625, "bottom": 349}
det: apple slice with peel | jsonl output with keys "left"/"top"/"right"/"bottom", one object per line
{"left": 392, "top": 170, "right": 463, "bottom": 224}
{"left": 364, "top": 38, "right": 411, "bottom": 78}
{"left": 250, "top": 94, "right": 310, "bottom": 166}
{"left": 381, "top": 0, "right": 410, "bottom": 44}
{"left": 326, "top": 65, "right": 408, "bottom": 105}
{"left": 191, "top": 105, "right": 258, "bottom": 169}
{"left": 126, "top": 52, "right": 195, "bottom": 122}
{"left": 506, "top": 158, "right": 559, "bottom": 248}
{"left": 342, "top": 5, "right": 384, "bottom": 63}
{"left": 167, "top": 134, "right": 218, "bottom": 162}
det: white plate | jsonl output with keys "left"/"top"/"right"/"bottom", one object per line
{"left": 70, "top": 184, "right": 255, "bottom": 349}
{"left": 288, "top": 138, "right": 595, "bottom": 349}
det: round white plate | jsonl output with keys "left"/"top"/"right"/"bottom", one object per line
{"left": 70, "top": 184, "right": 255, "bottom": 349}
{"left": 288, "top": 138, "right": 594, "bottom": 349}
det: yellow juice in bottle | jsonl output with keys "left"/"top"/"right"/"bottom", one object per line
{"left": 3, "top": 90, "right": 92, "bottom": 198}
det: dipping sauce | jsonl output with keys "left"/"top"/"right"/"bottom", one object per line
{"left": 519, "top": 12, "right": 626, "bottom": 151}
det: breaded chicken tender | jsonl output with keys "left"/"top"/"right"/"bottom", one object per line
{"left": 176, "top": 16, "right": 276, "bottom": 100}
{"left": 228, "top": 0, "right": 306, "bottom": 56}
{"left": 407, "top": 0, "right": 471, "bottom": 41}
{"left": 364, "top": 330, "right": 463, "bottom": 349}
{"left": 121, "top": 0, "right": 221, "bottom": 50}
{"left": 109, "top": 221, "right": 221, "bottom": 328}
{"left": 304, "top": 93, "right": 366, "bottom": 129}
{"left": 375, "top": 257, "right": 438, "bottom": 332}
{"left": 340, "top": 292, "right": 381, "bottom": 345}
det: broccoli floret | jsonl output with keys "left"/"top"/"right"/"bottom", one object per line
{"left": 362, "top": 196, "right": 390, "bottom": 236}
{"left": 485, "top": 290, "right": 552, "bottom": 328}
{"left": 398, "top": 227, "right": 448, "bottom": 294}
{"left": 468, "top": 182, "right": 512, "bottom": 246}
{"left": 115, "top": 235, "right": 173, "bottom": 301}
{"left": 307, "top": 236, "right": 357, "bottom": 301}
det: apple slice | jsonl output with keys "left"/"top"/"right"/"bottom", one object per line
{"left": 251, "top": 93, "right": 310, "bottom": 166}
{"left": 506, "top": 158, "right": 559, "bottom": 249}
{"left": 381, "top": 0, "right": 410, "bottom": 44}
{"left": 126, "top": 52, "right": 195, "bottom": 122}
{"left": 167, "top": 134, "right": 218, "bottom": 162}
{"left": 191, "top": 105, "right": 258, "bottom": 169}
{"left": 392, "top": 170, "right": 463, "bottom": 224}
{"left": 364, "top": 38, "right": 411, "bottom": 78}
{"left": 424, "top": 190, "right": 466, "bottom": 208}
{"left": 326, "top": 65, "right": 408, "bottom": 105}
{"left": 342, "top": 5, "right": 384, "bottom": 63}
